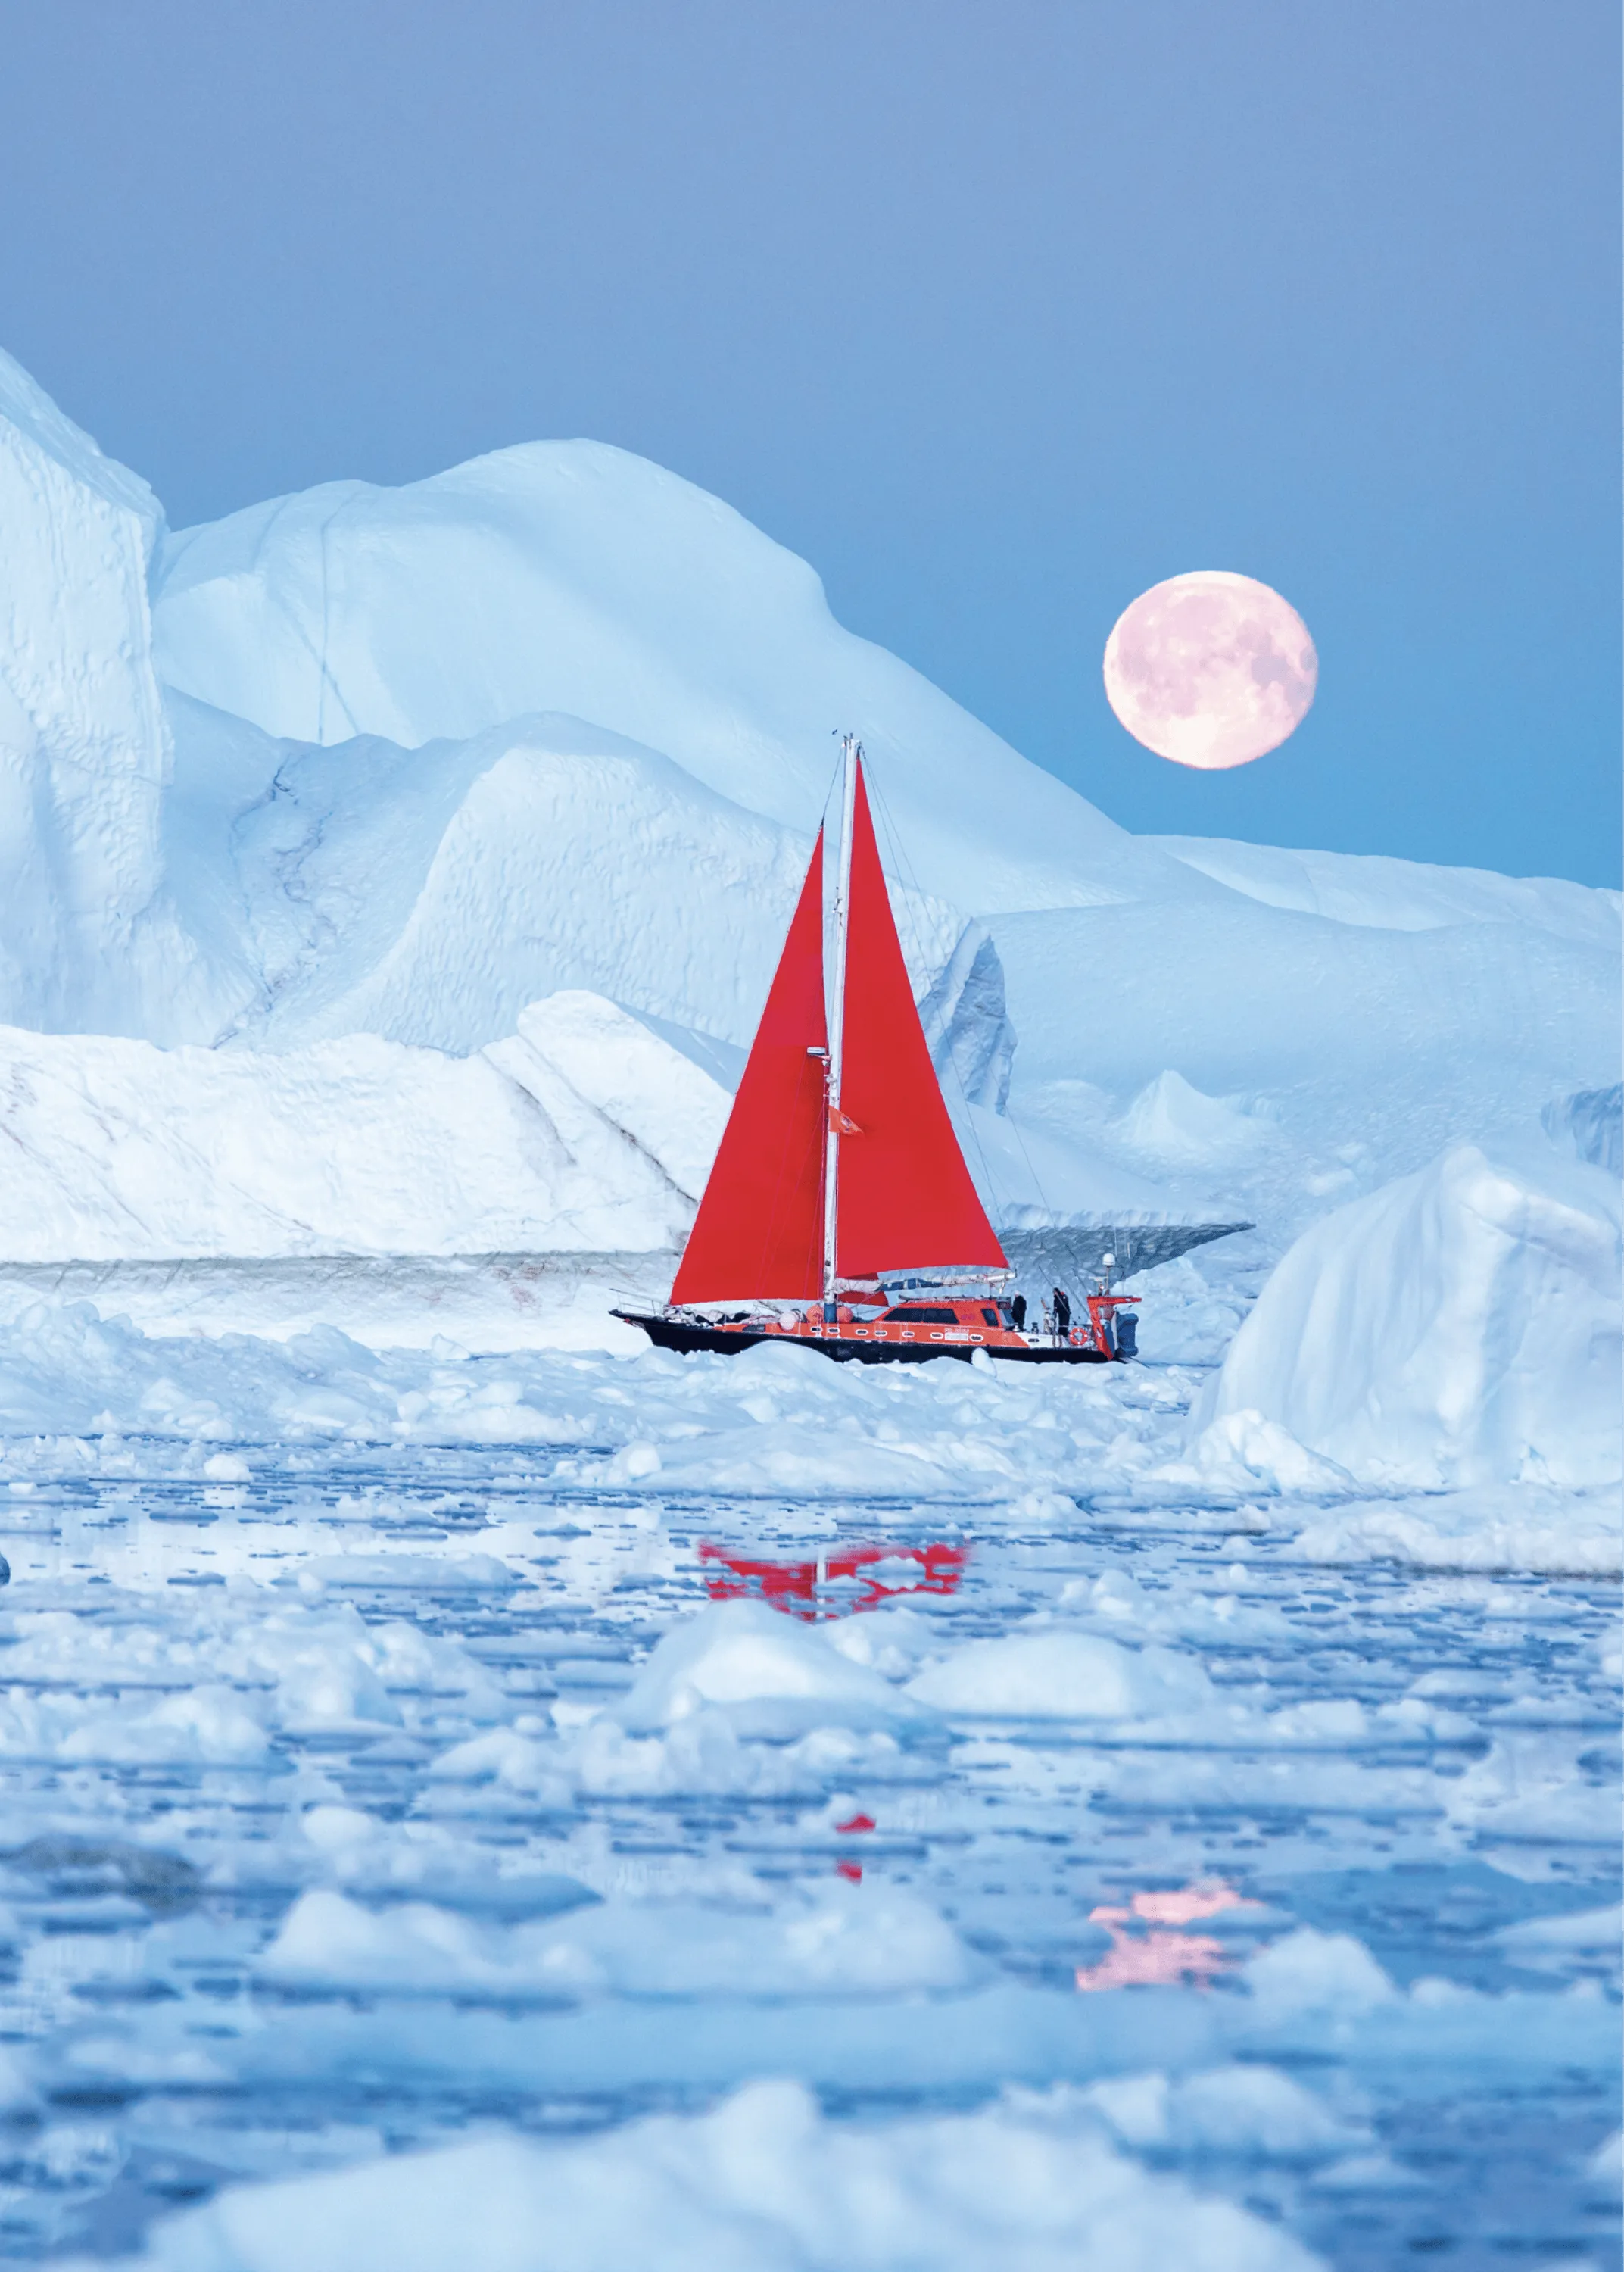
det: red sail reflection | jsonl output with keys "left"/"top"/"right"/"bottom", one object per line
{"left": 1074, "top": 1883, "right": 1260, "bottom": 1993}
{"left": 697, "top": 1539, "right": 968, "bottom": 1622}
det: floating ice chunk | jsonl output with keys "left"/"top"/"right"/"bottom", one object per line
{"left": 905, "top": 1628, "right": 1214, "bottom": 1718}
{"left": 1294, "top": 1485, "right": 1624, "bottom": 1577}
{"left": 426, "top": 1729, "right": 568, "bottom": 1799}
{"left": 821, "top": 1605, "right": 941, "bottom": 1678}
{"left": 301, "top": 1552, "right": 518, "bottom": 1592}
{"left": 101, "top": 2074, "right": 1323, "bottom": 2271}
{"left": 1588, "top": 2128, "right": 1623, "bottom": 2198}
{"left": 300, "top": 1806, "right": 382, "bottom": 1858}
{"left": 58, "top": 1682, "right": 268, "bottom": 1765}
{"left": 574, "top": 1710, "right": 921, "bottom": 1800}
{"left": 1495, "top": 1904, "right": 1623, "bottom": 1965}
{"left": 1242, "top": 1930, "right": 1398, "bottom": 2021}
{"left": 1174, "top": 1409, "right": 1355, "bottom": 1497}
{"left": 259, "top": 1880, "right": 974, "bottom": 2002}
{"left": 1084, "top": 2064, "right": 1367, "bottom": 2159}
{"left": 603, "top": 1440, "right": 662, "bottom": 1484}
{"left": 1445, "top": 1731, "right": 1624, "bottom": 1849}
{"left": 257, "top": 1890, "right": 559, "bottom": 1996}
{"left": 1056, "top": 1565, "right": 1295, "bottom": 1647}
{"left": 1305, "top": 2151, "right": 1432, "bottom": 2196}
{"left": 613, "top": 1599, "right": 921, "bottom": 1737}
{"left": 0, "top": 2043, "right": 38, "bottom": 2113}
{"left": 555, "top": 1880, "right": 976, "bottom": 1999}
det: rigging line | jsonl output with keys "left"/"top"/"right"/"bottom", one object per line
{"left": 861, "top": 757, "right": 1021, "bottom": 1228}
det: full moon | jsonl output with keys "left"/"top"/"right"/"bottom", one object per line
{"left": 1102, "top": 570, "right": 1317, "bottom": 770}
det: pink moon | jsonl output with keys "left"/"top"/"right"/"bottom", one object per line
{"left": 1102, "top": 570, "right": 1317, "bottom": 770}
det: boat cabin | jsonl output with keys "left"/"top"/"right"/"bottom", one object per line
{"left": 730, "top": 1291, "right": 1130, "bottom": 1356}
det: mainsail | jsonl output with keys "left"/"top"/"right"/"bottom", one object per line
{"left": 669, "top": 831, "right": 828, "bottom": 1303}
{"left": 669, "top": 751, "right": 1007, "bottom": 1307}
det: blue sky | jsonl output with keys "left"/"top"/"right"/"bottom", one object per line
{"left": 1, "top": 2, "right": 1616, "bottom": 883}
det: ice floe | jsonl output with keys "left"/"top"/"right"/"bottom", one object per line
{"left": 68, "top": 2077, "right": 1323, "bottom": 2271}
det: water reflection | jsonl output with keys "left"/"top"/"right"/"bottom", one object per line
{"left": 698, "top": 1538, "right": 968, "bottom": 1621}
{"left": 1075, "top": 1883, "right": 1258, "bottom": 1993}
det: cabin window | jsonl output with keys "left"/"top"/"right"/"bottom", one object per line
{"left": 980, "top": 1307, "right": 999, "bottom": 1327}
{"left": 883, "top": 1305, "right": 959, "bottom": 1324}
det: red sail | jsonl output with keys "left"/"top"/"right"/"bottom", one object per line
{"left": 669, "top": 832, "right": 828, "bottom": 1303}
{"left": 836, "top": 770, "right": 1008, "bottom": 1280}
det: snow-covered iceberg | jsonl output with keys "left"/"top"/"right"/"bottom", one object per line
{"left": 0, "top": 991, "right": 726, "bottom": 1262}
{"left": 148, "top": 438, "right": 1185, "bottom": 919}
{"left": 1194, "top": 1138, "right": 1623, "bottom": 1490}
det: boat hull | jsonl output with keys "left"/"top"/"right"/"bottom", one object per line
{"left": 613, "top": 1312, "right": 1117, "bottom": 1365}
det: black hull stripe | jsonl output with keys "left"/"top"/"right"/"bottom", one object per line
{"left": 612, "top": 1313, "right": 1116, "bottom": 1365}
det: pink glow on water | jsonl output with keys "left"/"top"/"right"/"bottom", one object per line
{"left": 1075, "top": 1882, "right": 1261, "bottom": 1993}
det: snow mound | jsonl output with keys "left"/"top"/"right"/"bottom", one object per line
{"left": 0, "top": 991, "right": 725, "bottom": 1261}
{"left": 89, "top": 2076, "right": 1321, "bottom": 2272}
{"left": 613, "top": 1599, "right": 915, "bottom": 1737}
{"left": 906, "top": 1628, "right": 1214, "bottom": 1718}
{"left": 1194, "top": 1141, "right": 1622, "bottom": 1490}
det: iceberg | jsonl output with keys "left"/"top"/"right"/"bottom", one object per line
{"left": 0, "top": 350, "right": 219, "bottom": 1040}
{"left": 0, "top": 343, "right": 1611, "bottom": 1279}
{"left": 1194, "top": 1138, "right": 1623, "bottom": 1489}
{"left": 148, "top": 438, "right": 1186, "bottom": 917}
{"left": 0, "top": 991, "right": 725, "bottom": 1265}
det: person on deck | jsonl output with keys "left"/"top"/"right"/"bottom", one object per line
{"left": 1052, "top": 1287, "right": 1071, "bottom": 1344}
{"left": 1011, "top": 1293, "right": 1027, "bottom": 1331}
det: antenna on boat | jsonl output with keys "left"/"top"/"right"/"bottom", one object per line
{"left": 821, "top": 734, "right": 861, "bottom": 1322}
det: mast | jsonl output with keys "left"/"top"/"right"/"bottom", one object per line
{"left": 821, "top": 735, "right": 860, "bottom": 1320}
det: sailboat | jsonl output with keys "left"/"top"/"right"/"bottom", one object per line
{"left": 615, "top": 738, "right": 1139, "bottom": 1365}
